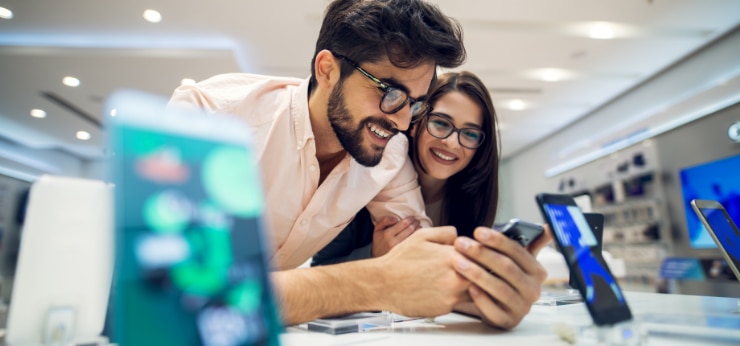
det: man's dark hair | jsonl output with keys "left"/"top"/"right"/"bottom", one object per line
{"left": 308, "top": 0, "right": 466, "bottom": 94}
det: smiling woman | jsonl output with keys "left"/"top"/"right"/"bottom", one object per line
{"left": 313, "top": 71, "right": 501, "bottom": 265}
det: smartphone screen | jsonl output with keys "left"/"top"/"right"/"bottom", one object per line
{"left": 110, "top": 93, "right": 281, "bottom": 346}
{"left": 537, "top": 194, "right": 632, "bottom": 326}
{"left": 570, "top": 213, "right": 604, "bottom": 289}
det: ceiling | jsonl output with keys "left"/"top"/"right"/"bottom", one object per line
{"left": 1, "top": 0, "right": 739, "bottom": 166}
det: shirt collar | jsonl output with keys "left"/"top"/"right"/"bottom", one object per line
{"left": 291, "top": 77, "right": 313, "bottom": 150}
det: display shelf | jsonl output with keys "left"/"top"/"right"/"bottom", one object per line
{"left": 550, "top": 141, "right": 674, "bottom": 293}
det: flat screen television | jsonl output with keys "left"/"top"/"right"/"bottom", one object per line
{"left": 679, "top": 154, "right": 740, "bottom": 249}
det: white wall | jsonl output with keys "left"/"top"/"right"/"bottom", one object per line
{"left": 0, "top": 140, "right": 86, "bottom": 182}
{"left": 501, "top": 28, "right": 740, "bottom": 222}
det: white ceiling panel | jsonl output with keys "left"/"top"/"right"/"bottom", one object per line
{"left": 0, "top": 0, "right": 738, "bottom": 166}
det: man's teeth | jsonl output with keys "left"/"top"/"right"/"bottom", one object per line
{"left": 432, "top": 149, "right": 455, "bottom": 161}
{"left": 369, "top": 124, "right": 391, "bottom": 138}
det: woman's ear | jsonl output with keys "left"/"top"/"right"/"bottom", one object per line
{"left": 314, "top": 50, "right": 341, "bottom": 90}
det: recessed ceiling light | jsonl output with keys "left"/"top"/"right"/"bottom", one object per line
{"left": 588, "top": 22, "right": 616, "bottom": 39}
{"left": 180, "top": 78, "right": 196, "bottom": 86}
{"left": 0, "top": 6, "right": 12, "bottom": 19}
{"left": 76, "top": 131, "right": 91, "bottom": 141}
{"left": 527, "top": 68, "right": 574, "bottom": 82}
{"left": 110, "top": 108, "right": 117, "bottom": 117}
{"left": 540, "top": 69, "right": 563, "bottom": 82}
{"left": 30, "top": 109, "right": 47, "bottom": 118}
{"left": 63, "top": 76, "right": 80, "bottom": 87}
{"left": 143, "top": 9, "right": 162, "bottom": 23}
{"left": 508, "top": 99, "right": 527, "bottom": 111}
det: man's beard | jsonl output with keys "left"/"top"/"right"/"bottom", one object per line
{"left": 327, "top": 80, "right": 396, "bottom": 167}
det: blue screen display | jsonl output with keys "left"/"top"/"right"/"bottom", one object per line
{"left": 679, "top": 154, "right": 740, "bottom": 249}
{"left": 544, "top": 204, "right": 626, "bottom": 306}
{"left": 700, "top": 207, "right": 740, "bottom": 271}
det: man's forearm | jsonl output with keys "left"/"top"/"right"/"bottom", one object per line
{"left": 271, "top": 259, "right": 385, "bottom": 325}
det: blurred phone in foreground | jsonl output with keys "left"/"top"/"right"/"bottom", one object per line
{"left": 536, "top": 193, "right": 632, "bottom": 326}
{"left": 108, "top": 90, "right": 281, "bottom": 346}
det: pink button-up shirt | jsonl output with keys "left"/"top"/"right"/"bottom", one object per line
{"left": 169, "top": 73, "right": 430, "bottom": 270}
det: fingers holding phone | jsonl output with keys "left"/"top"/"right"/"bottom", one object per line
{"left": 378, "top": 227, "right": 471, "bottom": 317}
{"left": 452, "top": 227, "right": 548, "bottom": 329}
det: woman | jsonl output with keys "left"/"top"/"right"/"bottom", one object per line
{"left": 313, "top": 71, "right": 500, "bottom": 265}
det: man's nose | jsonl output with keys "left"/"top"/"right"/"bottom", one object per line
{"left": 389, "top": 104, "right": 412, "bottom": 131}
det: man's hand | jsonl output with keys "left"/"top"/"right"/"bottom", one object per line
{"left": 375, "top": 226, "right": 471, "bottom": 317}
{"left": 452, "top": 225, "right": 553, "bottom": 329}
{"left": 272, "top": 226, "right": 470, "bottom": 326}
{"left": 371, "top": 215, "right": 421, "bottom": 257}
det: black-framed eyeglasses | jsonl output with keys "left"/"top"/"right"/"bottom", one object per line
{"left": 333, "top": 53, "right": 429, "bottom": 119}
{"left": 425, "top": 113, "right": 485, "bottom": 149}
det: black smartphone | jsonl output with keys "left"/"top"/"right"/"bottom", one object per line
{"left": 495, "top": 219, "right": 544, "bottom": 247}
{"left": 536, "top": 193, "right": 632, "bottom": 326}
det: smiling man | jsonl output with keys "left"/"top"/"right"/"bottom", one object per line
{"left": 168, "top": 0, "right": 476, "bottom": 326}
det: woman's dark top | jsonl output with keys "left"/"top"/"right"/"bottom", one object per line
{"left": 311, "top": 207, "right": 374, "bottom": 266}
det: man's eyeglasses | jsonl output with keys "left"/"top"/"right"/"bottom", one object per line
{"left": 425, "top": 113, "right": 485, "bottom": 149}
{"left": 333, "top": 53, "right": 429, "bottom": 119}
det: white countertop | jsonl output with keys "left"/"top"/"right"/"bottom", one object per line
{"left": 282, "top": 292, "right": 740, "bottom": 346}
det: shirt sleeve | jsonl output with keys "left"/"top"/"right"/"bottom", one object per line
{"left": 167, "top": 80, "right": 233, "bottom": 114}
{"left": 366, "top": 157, "right": 432, "bottom": 228}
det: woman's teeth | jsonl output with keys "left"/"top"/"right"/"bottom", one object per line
{"left": 432, "top": 149, "right": 455, "bottom": 161}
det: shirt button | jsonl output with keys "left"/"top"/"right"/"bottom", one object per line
{"left": 309, "top": 165, "right": 317, "bottom": 172}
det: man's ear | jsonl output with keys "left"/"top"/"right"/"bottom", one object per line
{"left": 314, "top": 50, "right": 341, "bottom": 89}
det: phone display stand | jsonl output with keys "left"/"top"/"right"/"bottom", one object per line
{"left": 534, "top": 288, "right": 583, "bottom": 307}
{"left": 576, "top": 320, "right": 644, "bottom": 346}
{"left": 307, "top": 312, "right": 393, "bottom": 334}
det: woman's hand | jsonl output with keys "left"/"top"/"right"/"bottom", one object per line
{"left": 371, "top": 216, "right": 421, "bottom": 257}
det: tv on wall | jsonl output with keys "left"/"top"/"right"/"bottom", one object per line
{"left": 679, "top": 154, "right": 740, "bottom": 249}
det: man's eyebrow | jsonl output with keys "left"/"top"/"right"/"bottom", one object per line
{"left": 432, "top": 112, "right": 483, "bottom": 129}
{"left": 379, "top": 77, "right": 408, "bottom": 92}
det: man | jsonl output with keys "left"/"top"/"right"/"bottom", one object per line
{"left": 169, "top": 0, "right": 549, "bottom": 329}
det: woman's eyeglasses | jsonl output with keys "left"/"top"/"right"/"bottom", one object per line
{"left": 425, "top": 113, "right": 485, "bottom": 149}
{"left": 333, "top": 53, "right": 429, "bottom": 119}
